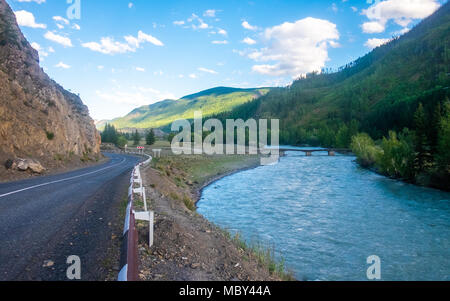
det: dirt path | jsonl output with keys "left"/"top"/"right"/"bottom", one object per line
{"left": 137, "top": 157, "right": 285, "bottom": 281}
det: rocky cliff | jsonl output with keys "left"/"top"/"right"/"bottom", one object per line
{"left": 0, "top": 0, "right": 100, "bottom": 173}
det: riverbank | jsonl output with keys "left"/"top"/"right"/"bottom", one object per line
{"left": 136, "top": 152, "right": 294, "bottom": 281}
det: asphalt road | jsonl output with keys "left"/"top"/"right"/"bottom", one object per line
{"left": 0, "top": 153, "right": 140, "bottom": 281}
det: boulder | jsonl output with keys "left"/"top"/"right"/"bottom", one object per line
{"left": 28, "top": 160, "right": 45, "bottom": 174}
{"left": 15, "top": 159, "right": 29, "bottom": 171}
{"left": 7, "top": 158, "right": 45, "bottom": 174}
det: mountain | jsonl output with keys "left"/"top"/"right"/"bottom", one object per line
{"left": 0, "top": 0, "right": 100, "bottom": 169}
{"left": 218, "top": 2, "right": 450, "bottom": 146}
{"left": 106, "top": 87, "right": 270, "bottom": 130}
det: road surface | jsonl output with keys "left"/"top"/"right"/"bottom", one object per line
{"left": 0, "top": 153, "right": 140, "bottom": 281}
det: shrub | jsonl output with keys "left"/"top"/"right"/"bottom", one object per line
{"left": 46, "top": 131, "right": 55, "bottom": 140}
{"left": 351, "top": 133, "right": 381, "bottom": 167}
{"left": 378, "top": 130, "right": 415, "bottom": 180}
{"left": 117, "top": 136, "right": 128, "bottom": 148}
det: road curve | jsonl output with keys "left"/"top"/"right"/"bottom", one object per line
{"left": 0, "top": 153, "right": 141, "bottom": 281}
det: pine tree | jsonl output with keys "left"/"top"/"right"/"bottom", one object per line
{"left": 101, "top": 123, "right": 119, "bottom": 145}
{"left": 431, "top": 102, "right": 442, "bottom": 154}
{"left": 132, "top": 130, "right": 141, "bottom": 146}
{"left": 413, "top": 103, "right": 432, "bottom": 173}
{"left": 436, "top": 100, "right": 450, "bottom": 175}
{"left": 146, "top": 129, "right": 156, "bottom": 146}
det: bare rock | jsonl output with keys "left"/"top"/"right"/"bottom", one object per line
{"left": 16, "top": 159, "right": 29, "bottom": 171}
{"left": 28, "top": 159, "right": 45, "bottom": 173}
{"left": 8, "top": 158, "right": 45, "bottom": 173}
{"left": 0, "top": 0, "right": 101, "bottom": 167}
{"left": 42, "top": 260, "right": 54, "bottom": 268}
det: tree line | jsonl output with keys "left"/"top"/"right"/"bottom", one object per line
{"left": 351, "top": 100, "right": 450, "bottom": 190}
{"left": 101, "top": 123, "right": 156, "bottom": 147}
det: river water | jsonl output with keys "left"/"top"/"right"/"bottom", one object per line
{"left": 197, "top": 149, "right": 450, "bottom": 281}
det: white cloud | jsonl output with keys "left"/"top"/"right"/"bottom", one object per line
{"left": 30, "top": 42, "right": 41, "bottom": 51}
{"left": 188, "top": 13, "right": 209, "bottom": 30}
{"left": 198, "top": 67, "right": 218, "bottom": 74}
{"left": 189, "top": 73, "right": 197, "bottom": 79}
{"left": 83, "top": 38, "right": 133, "bottom": 54}
{"left": 135, "top": 67, "right": 145, "bottom": 72}
{"left": 72, "top": 24, "right": 81, "bottom": 30}
{"left": 53, "top": 16, "right": 69, "bottom": 25}
{"left": 96, "top": 87, "right": 175, "bottom": 107}
{"left": 243, "top": 17, "right": 339, "bottom": 77}
{"left": 125, "top": 31, "right": 164, "bottom": 47}
{"left": 242, "top": 37, "right": 257, "bottom": 45}
{"left": 242, "top": 21, "right": 258, "bottom": 31}
{"left": 14, "top": 10, "right": 46, "bottom": 29}
{"left": 212, "top": 40, "right": 228, "bottom": 45}
{"left": 55, "top": 62, "right": 71, "bottom": 69}
{"left": 83, "top": 31, "right": 163, "bottom": 55}
{"left": 364, "top": 38, "right": 391, "bottom": 49}
{"left": 44, "top": 31, "right": 73, "bottom": 47}
{"left": 128, "top": 3, "right": 134, "bottom": 9}
{"left": 394, "top": 27, "right": 411, "bottom": 35}
{"left": 217, "top": 29, "right": 227, "bottom": 36}
{"left": 331, "top": 3, "right": 338, "bottom": 13}
{"left": 203, "top": 9, "right": 217, "bottom": 18}
{"left": 361, "top": 0, "right": 440, "bottom": 33}
{"left": 173, "top": 20, "right": 185, "bottom": 26}
{"left": 361, "top": 21, "right": 386, "bottom": 33}
{"left": 30, "top": 42, "right": 45, "bottom": 57}
{"left": 198, "top": 22, "right": 209, "bottom": 29}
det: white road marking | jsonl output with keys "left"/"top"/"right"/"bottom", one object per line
{"left": 0, "top": 157, "right": 127, "bottom": 199}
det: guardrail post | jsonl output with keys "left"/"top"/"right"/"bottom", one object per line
{"left": 143, "top": 187, "right": 147, "bottom": 212}
{"left": 149, "top": 211, "right": 154, "bottom": 247}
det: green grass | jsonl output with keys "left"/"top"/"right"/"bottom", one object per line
{"left": 220, "top": 229, "right": 294, "bottom": 281}
{"left": 157, "top": 155, "right": 260, "bottom": 185}
{"left": 183, "top": 195, "right": 196, "bottom": 211}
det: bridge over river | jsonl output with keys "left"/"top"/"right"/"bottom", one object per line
{"left": 278, "top": 147, "right": 351, "bottom": 156}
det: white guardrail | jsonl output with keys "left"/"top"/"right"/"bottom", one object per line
{"left": 118, "top": 151, "right": 153, "bottom": 281}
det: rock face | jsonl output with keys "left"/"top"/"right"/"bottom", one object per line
{"left": 0, "top": 0, "right": 100, "bottom": 168}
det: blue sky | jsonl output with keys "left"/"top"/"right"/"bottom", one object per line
{"left": 8, "top": 0, "right": 447, "bottom": 120}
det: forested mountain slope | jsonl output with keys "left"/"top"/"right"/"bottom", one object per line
{"left": 218, "top": 2, "right": 449, "bottom": 146}
{"left": 107, "top": 87, "right": 270, "bottom": 130}
{"left": 215, "top": 2, "right": 449, "bottom": 189}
